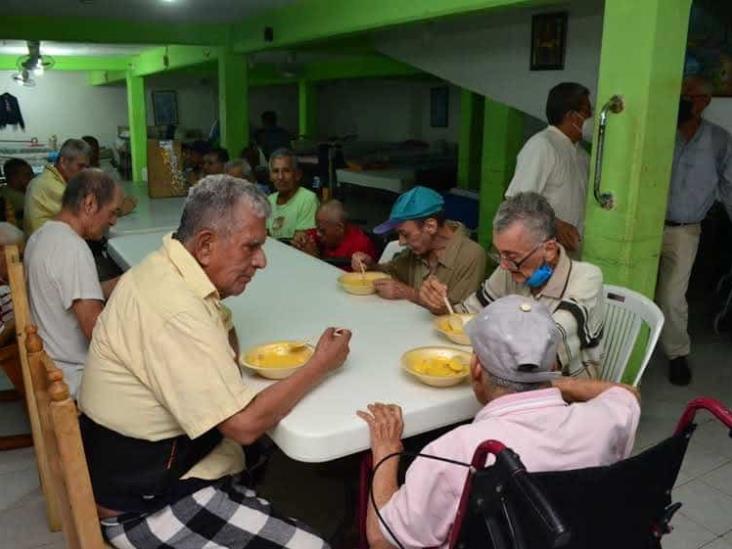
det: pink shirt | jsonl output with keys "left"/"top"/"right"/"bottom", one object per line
{"left": 380, "top": 387, "right": 640, "bottom": 548}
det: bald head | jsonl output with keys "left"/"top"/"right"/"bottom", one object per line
{"left": 317, "top": 199, "right": 348, "bottom": 224}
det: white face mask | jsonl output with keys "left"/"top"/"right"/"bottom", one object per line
{"left": 581, "top": 116, "right": 594, "bottom": 143}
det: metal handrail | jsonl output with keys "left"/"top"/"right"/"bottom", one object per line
{"left": 593, "top": 95, "right": 624, "bottom": 209}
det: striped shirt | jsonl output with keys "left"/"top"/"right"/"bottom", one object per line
{"left": 456, "top": 245, "right": 605, "bottom": 377}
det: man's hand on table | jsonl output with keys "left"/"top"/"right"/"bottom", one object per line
{"left": 555, "top": 219, "right": 580, "bottom": 252}
{"left": 309, "top": 327, "right": 352, "bottom": 373}
{"left": 292, "top": 231, "right": 319, "bottom": 257}
{"left": 351, "top": 252, "right": 374, "bottom": 272}
{"left": 373, "top": 278, "right": 415, "bottom": 301}
{"left": 357, "top": 403, "right": 404, "bottom": 461}
{"left": 418, "top": 276, "right": 450, "bottom": 314}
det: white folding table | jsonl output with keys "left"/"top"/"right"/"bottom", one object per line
{"left": 109, "top": 183, "right": 185, "bottom": 237}
{"left": 107, "top": 232, "right": 481, "bottom": 463}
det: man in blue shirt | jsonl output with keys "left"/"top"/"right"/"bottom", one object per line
{"left": 657, "top": 75, "right": 732, "bottom": 385}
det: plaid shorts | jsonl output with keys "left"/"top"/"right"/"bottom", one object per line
{"left": 101, "top": 475, "right": 329, "bottom": 548}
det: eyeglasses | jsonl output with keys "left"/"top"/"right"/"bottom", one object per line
{"left": 489, "top": 242, "right": 545, "bottom": 272}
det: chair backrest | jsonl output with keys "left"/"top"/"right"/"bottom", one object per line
{"left": 27, "top": 326, "right": 106, "bottom": 549}
{"left": 5, "top": 244, "right": 62, "bottom": 530}
{"left": 601, "top": 284, "right": 665, "bottom": 386}
{"left": 378, "top": 240, "right": 405, "bottom": 264}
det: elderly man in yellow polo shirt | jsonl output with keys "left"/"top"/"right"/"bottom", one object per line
{"left": 79, "top": 175, "right": 350, "bottom": 548}
{"left": 24, "top": 138, "right": 91, "bottom": 235}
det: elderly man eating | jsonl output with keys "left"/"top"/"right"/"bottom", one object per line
{"left": 78, "top": 175, "right": 350, "bottom": 548}
{"left": 421, "top": 192, "right": 605, "bottom": 378}
{"left": 352, "top": 186, "right": 486, "bottom": 304}
{"left": 358, "top": 295, "right": 640, "bottom": 548}
{"left": 292, "top": 199, "right": 377, "bottom": 270}
{"left": 25, "top": 169, "right": 122, "bottom": 397}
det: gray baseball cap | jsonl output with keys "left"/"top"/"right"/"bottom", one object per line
{"left": 464, "top": 295, "right": 561, "bottom": 383}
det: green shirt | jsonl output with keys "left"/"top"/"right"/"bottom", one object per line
{"left": 267, "top": 187, "right": 319, "bottom": 239}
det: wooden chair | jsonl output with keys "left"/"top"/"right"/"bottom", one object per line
{"left": 0, "top": 319, "right": 33, "bottom": 450}
{"left": 5, "top": 245, "right": 62, "bottom": 530}
{"left": 26, "top": 327, "right": 111, "bottom": 548}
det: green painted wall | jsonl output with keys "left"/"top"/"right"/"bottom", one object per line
{"left": 298, "top": 80, "right": 318, "bottom": 138}
{"left": 478, "top": 98, "right": 524, "bottom": 250}
{"left": 218, "top": 52, "right": 249, "bottom": 156}
{"left": 457, "top": 90, "right": 484, "bottom": 190}
{"left": 126, "top": 72, "right": 147, "bottom": 183}
{"left": 582, "top": 0, "right": 693, "bottom": 299}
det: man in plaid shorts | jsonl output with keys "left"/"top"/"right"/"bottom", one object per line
{"left": 78, "top": 176, "right": 352, "bottom": 548}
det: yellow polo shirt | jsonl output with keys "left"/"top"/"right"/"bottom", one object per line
{"left": 24, "top": 165, "right": 66, "bottom": 236}
{"left": 78, "top": 234, "right": 259, "bottom": 480}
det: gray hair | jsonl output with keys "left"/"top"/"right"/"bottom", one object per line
{"left": 0, "top": 222, "right": 24, "bottom": 246}
{"left": 61, "top": 168, "right": 119, "bottom": 215}
{"left": 317, "top": 199, "right": 348, "bottom": 223}
{"left": 57, "top": 138, "right": 91, "bottom": 163}
{"left": 175, "top": 174, "right": 271, "bottom": 242}
{"left": 225, "top": 158, "right": 253, "bottom": 180}
{"left": 493, "top": 192, "right": 557, "bottom": 243}
{"left": 268, "top": 148, "right": 299, "bottom": 171}
{"left": 485, "top": 371, "right": 548, "bottom": 393}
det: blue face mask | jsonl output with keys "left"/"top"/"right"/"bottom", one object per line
{"left": 525, "top": 263, "right": 553, "bottom": 288}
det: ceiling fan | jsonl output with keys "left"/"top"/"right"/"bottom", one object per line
{"left": 11, "top": 41, "right": 54, "bottom": 86}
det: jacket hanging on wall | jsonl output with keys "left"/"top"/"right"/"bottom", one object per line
{"left": 0, "top": 93, "right": 25, "bottom": 130}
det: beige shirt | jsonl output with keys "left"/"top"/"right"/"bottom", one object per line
{"left": 506, "top": 126, "right": 590, "bottom": 233}
{"left": 78, "top": 234, "right": 259, "bottom": 481}
{"left": 382, "top": 222, "right": 487, "bottom": 304}
{"left": 457, "top": 245, "right": 605, "bottom": 377}
{"left": 24, "top": 165, "right": 66, "bottom": 236}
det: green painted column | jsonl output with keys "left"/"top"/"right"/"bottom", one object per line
{"left": 218, "top": 52, "right": 249, "bottom": 156}
{"left": 582, "top": 0, "right": 692, "bottom": 298}
{"left": 457, "top": 90, "right": 484, "bottom": 190}
{"left": 125, "top": 71, "right": 147, "bottom": 183}
{"left": 477, "top": 98, "right": 524, "bottom": 250}
{"left": 298, "top": 80, "right": 318, "bottom": 138}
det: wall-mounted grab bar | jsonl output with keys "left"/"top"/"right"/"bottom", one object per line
{"left": 593, "top": 95, "right": 624, "bottom": 209}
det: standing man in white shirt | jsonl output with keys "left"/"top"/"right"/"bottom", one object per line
{"left": 505, "top": 83, "right": 593, "bottom": 254}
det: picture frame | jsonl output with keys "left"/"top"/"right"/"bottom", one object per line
{"left": 430, "top": 86, "right": 449, "bottom": 128}
{"left": 151, "top": 90, "right": 179, "bottom": 126}
{"left": 530, "top": 12, "right": 568, "bottom": 71}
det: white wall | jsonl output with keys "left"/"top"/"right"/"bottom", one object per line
{"left": 0, "top": 71, "right": 127, "bottom": 149}
{"left": 144, "top": 73, "right": 217, "bottom": 136}
{"left": 376, "top": 0, "right": 732, "bottom": 133}
{"left": 317, "top": 79, "right": 460, "bottom": 143}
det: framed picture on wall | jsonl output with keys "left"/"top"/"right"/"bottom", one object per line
{"left": 151, "top": 90, "right": 179, "bottom": 126}
{"left": 430, "top": 86, "right": 449, "bottom": 128}
{"left": 530, "top": 12, "right": 568, "bottom": 71}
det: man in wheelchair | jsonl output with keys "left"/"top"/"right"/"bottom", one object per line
{"left": 358, "top": 295, "right": 640, "bottom": 548}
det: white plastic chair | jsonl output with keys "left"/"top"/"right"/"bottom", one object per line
{"left": 378, "top": 240, "right": 405, "bottom": 264}
{"left": 601, "top": 284, "right": 664, "bottom": 386}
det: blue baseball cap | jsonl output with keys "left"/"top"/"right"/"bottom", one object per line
{"left": 373, "top": 186, "right": 445, "bottom": 234}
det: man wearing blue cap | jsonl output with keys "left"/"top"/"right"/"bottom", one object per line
{"left": 351, "top": 186, "right": 486, "bottom": 304}
{"left": 358, "top": 295, "right": 640, "bottom": 548}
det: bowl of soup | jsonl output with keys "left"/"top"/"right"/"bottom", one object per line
{"left": 401, "top": 346, "right": 472, "bottom": 387}
{"left": 241, "top": 341, "right": 314, "bottom": 379}
{"left": 338, "top": 271, "right": 391, "bottom": 295}
{"left": 433, "top": 314, "right": 475, "bottom": 346}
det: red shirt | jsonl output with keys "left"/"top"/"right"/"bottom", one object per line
{"left": 306, "top": 224, "right": 378, "bottom": 271}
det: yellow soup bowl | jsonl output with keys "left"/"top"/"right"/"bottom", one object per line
{"left": 401, "top": 346, "right": 472, "bottom": 387}
{"left": 338, "top": 271, "right": 391, "bottom": 295}
{"left": 241, "top": 341, "right": 315, "bottom": 380}
{"left": 433, "top": 314, "right": 475, "bottom": 346}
